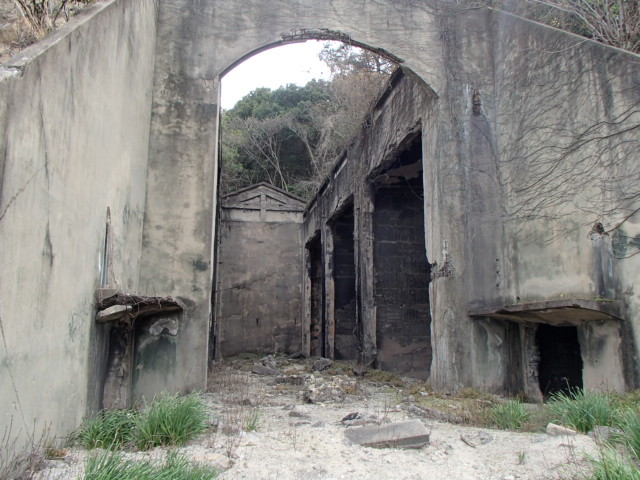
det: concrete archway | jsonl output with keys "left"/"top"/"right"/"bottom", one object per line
{"left": 135, "top": 0, "right": 500, "bottom": 398}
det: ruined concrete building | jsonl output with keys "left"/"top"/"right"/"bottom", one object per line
{"left": 1, "top": 0, "right": 639, "bottom": 448}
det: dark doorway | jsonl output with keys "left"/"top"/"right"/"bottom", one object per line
{"left": 330, "top": 204, "right": 359, "bottom": 360}
{"left": 372, "top": 135, "right": 432, "bottom": 379}
{"left": 536, "top": 324, "right": 583, "bottom": 397}
{"left": 307, "top": 233, "right": 325, "bottom": 357}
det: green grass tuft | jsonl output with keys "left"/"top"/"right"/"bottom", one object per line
{"left": 157, "top": 451, "right": 218, "bottom": 480}
{"left": 585, "top": 448, "right": 640, "bottom": 480}
{"left": 84, "top": 450, "right": 155, "bottom": 480}
{"left": 244, "top": 409, "right": 261, "bottom": 432}
{"left": 135, "top": 392, "right": 208, "bottom": 450}
{"left": 75, "top": 409, "right": 139, "bottom": 450}
{"left": 546, "top": 390, "right": 615, "bottom": 433}
{"left": 490, "top": 400, "right": 530, "bottom": 430}
{"left": 84, "top": 450, "right": 218, "bottom": 480}
{"left": 618, "top": 408, "right": 640, "bottom": 460}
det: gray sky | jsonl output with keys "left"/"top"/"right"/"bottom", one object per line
{"left": 220, "top": 41, "right": 332, "bottom": 110}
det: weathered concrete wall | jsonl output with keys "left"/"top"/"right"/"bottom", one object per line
{"left": 0, "top": 0, "right": 157, "bottom": 446}
{"left": 489, "top": 13, "right": 640, "bottom": 390}
{"left": 303, "top": 71, "right": 436, "bottom": 374}
{"left": 215, "top": 184, "right": 305, "bottom": 357}
{"left": 373, "top": 182, "right": 431, "bottom": 379}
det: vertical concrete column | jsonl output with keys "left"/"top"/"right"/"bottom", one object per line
{"left": 322, "top": 220, "right": 335, "bottom": 359}
{"left": 137, "top": 1, "right": 221, "bottom": 396}
{"left": 358, "top": 190, "right": 377, "bottom": 365}
{"left": 302, "top": 243, "right": 312, "bottom": 357}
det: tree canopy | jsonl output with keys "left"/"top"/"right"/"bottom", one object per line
{"left": 220, "top": 43, "right": 394, "bottom": 199}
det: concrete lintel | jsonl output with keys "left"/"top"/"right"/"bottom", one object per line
{"left": 95, "top": 290, "right": 184, "bottom": 323}
{"left": 469, "top": 299, "right": 622, "bottom": 326}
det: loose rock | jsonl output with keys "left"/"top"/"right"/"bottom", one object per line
{"left": 460, "top": 431, "right": 494, "bottom": 447}
{"left": 252, "top": 364, "right": 281, "bottom": 376}
{"left": 546, "top": 423, "right": 578, "bottom": 437}
{"left": 312, "top": 357, "right": 333, "bottom": 371}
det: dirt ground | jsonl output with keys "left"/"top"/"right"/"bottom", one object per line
{"left": 36, "top": 356, "right": 598, "bottom": 480}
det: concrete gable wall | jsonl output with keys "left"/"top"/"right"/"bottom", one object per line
{"left": 215, "top": 184, "right": 305, "bottom": 358}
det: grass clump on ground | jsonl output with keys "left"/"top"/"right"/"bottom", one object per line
{"left": 76, "top": 392, "right": 208, "bottom": 452}
{"left": 617, "top": 408, "right": 640, "bottom": 460}
{"left": 584, "top": 448, "right": 640, "bottom": 480}
{"left": 75, "top": 409, "right": 138, "bottom": 450}
{"left": 546, "top": 389, "right": 615, "bottom": 433}
{"left": 136, "top": 392, "right": 208, "bottom": 450}
{"left": 84, "top": 450, "right": 217, "bottom": 480}
{"left": 490, "top": 400, "right": 530, "bottom": 430}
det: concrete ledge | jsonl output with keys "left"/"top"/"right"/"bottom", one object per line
{"left": 95, "top": 289, "right": 184, "bottom": 323}
{"left": 469, "top": 299, "right": 622, "bottom": 326}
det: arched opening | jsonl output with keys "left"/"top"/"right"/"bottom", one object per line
{"left": 211, "top": 37, "right": 437, "bottom": 368}
{"left": 141, "top": 2, "right": 448, "bottom": 398}
{"left": 208, "top": 29, "right": 439, "bottom": 385}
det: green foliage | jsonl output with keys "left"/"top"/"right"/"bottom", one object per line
{"left": 84, "top": 450, "right": 218, "bottom": 480}
{"left": 135, "top": 393, "right": 208, "bottom": 450}
{"left": 547, "top": 390, "right": 615, "bottom": 433}
{"left": 244, "top": 409, "right": 261, "bottom": 432}
{"left": 76, "top": 392, "right": 208, "bottom": 451}
{"left": 619, "top": 408, "right": 640, "bottom": 460}
{"left": 84, "top": 450, "right": 155, "bottom": 480}
{"left": 220, "top": 43, "right": 395, "bottom": 198}
{"left": 490, "top": 400, "right": 530, "bottom": 430}
{"left": 156, "top": 451, "right": 219, "bottom": 480}
{"left": 585, "top": 448, "right": 640, "bottom": 480}
{"left": 232, "top": 81, "right": 330, "bottom": 120}
{"left": 75, "top": 409, "right": 138, "bottom": 450}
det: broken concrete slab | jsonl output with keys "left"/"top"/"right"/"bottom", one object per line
{"left": 96, "top": 304, "right": 132, "bottom": 323}
{"left": 546, "top": 423, "right": 578, "bottom": 437}
{"left": 344, "top": 420, "right": 430, "bottom": 449}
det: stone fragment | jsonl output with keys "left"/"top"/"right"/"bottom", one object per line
{"left": 289, "top": 406, "right": 311, "bottom": 418}
{"left": 252, "top": 364, "right": 281, "bottom": 376}
{"left": 96, "top": 305, "right": 131, "bottom": 322}
{"left": 546, "top": 423, "right": 578, "bottom": 436}
{"left": 460, "top": 431, "right": 494, "bottom": 448}
{"left": 341, "top": 412, "right": 382, "bottom": 427}
{"left": 95, "top": 287, "right": 119, "bottom": 303}
{"left": 312, "top": 357, "right": 333, "bottom": 371}
{"left": 343, "top": 420, "right": 430, "bottom": 449}
{"left": 303, "top": 378, "right": 347, "bottom": 404}
{"left": 589, "top": 426, "right": 621, "bottom": 443}
{"left": 275, "top": 375, "right": 305, "bottom": 385}
{"left": 260, "top": 355, "right": 278, "bottom": 369}
{"left": 406, "top": 404, "right": 465, "bottom": 424}
{"left": 312, "top": 421, "right": 327, "bottom": 428}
